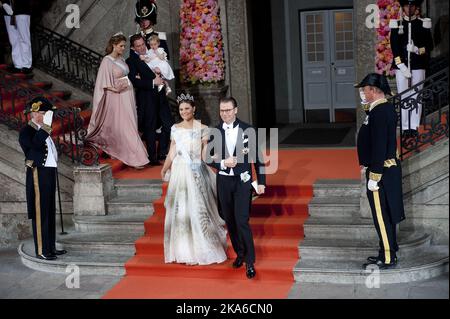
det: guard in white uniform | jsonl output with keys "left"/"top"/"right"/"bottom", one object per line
{"left": 389, "top": 0, "right": 434, "bottom": 137}
{"left": 1, "top": 0, "right": 32, "bottom": 73}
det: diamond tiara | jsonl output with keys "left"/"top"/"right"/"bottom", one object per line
{"left": 176, "top": 93, "right": 195, "bottom": 104}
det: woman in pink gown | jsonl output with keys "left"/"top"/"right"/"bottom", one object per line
{"left": 87, "top": 33, "right": 149, "bottom": 169}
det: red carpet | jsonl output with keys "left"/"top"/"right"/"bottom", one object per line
{"left": 103, "top": 149, "right": 360, "bottom": 299}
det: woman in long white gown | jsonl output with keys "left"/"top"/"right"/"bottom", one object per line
{"left": 161, "top": 94, "right": 228, "bottom": 265}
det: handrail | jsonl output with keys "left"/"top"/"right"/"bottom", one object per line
{"left": 389, "top": 67, "right": 449, "bottom": 160}
{"left": 0, "top": 68, "right": 99, "bottom": 166}
{"left": 31, "top": 25, "right": 103, "bottom": 94}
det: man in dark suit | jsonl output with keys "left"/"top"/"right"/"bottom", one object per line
{"left": 1, "top": 0, "right": 33, "bottom": 73}
{"left": 355, "top": 74, "right": 405, "bottom": 270}
{"left": 19, "top": 96, "right": 67, "bottom": 260}
{"left": 207, "top": 97, "right": 266, "bottom": 279}
{"left": 126, "top": 34, "right": 173, "bottom": 165}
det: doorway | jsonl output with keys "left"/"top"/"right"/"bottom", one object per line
{"left": 300, "top": 9, "right": 356, "bottom": 123}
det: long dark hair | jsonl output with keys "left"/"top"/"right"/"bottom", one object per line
{"left": 105, "top": 34, "right": 127, "bottom": 55}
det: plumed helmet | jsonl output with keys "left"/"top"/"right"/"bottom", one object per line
{"left": 135, "top": 0, "right": 158, "bottom": 25}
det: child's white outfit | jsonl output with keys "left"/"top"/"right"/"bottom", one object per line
{"left": 143, "top": 47, "right": 175, "bottom": 82}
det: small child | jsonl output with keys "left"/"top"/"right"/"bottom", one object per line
{"left": 140, "top": 35, "right": 175, "bottom": 96}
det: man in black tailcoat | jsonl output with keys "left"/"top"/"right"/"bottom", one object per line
{"left": 355, "top": 74, "right": 405, "bottom": 270}
{"left": 19, "top": 96, "right": 67, "bottom": 260}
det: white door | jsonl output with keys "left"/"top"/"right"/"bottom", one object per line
{"left": 301, "top": 9, "right": 356, "bottom": 122}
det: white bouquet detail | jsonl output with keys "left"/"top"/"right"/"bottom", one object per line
{"left": 240, "top": 171, "right": 251, "bottom": 183}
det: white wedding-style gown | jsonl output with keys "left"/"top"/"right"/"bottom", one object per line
{"left": 164, "top": 125, "right": 228, "bottom": 265}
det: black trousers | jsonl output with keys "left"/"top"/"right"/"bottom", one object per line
{"left": 366, "top": 181, "right": 399, "bottom": 264}
{"left": 156, "top": 93, "right": 174, "bottom": 157}
{"left": 217, "top": 175, "right": 255, "bottom": 264}
{"left": 138, "top": 93, "right": 174, "bottom": 161}
{"left": 28, "top": 167, "right": 56, "bottom": 256}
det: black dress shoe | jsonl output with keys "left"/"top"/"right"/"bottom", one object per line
{"left": 232, "top": 257, "right": 244, "bottom": 269}
{"left": 53, "top": 249, "right": 67, "bottom": 256}
{"left": 36, "top": 254, "right": 57, "bottom": 261}
{"left": 366, "top": 256, "right": 380, "bottom": 263}
{"left": 246, "top": 264, "right": 256, "bottom": 279}
{"left": 363, "top": 258, "right": 397, "bottom": 270}
{"left": 149, "top": 160, "right": 162, "bottom": 166}
{"left": 21, "top": 67, "right": 33, "bottom": 74}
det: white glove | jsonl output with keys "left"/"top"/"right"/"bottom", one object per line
{"left": 398, "top": 63, "right": 412, "bottom": 78}
{"left": 368, "top": 179, "right": 380, "bottom": 192}
{"left": 43, "top": 111, "right": 54, "bottom": 127}
{"left": 407, "top": 43, "right": 419, "bottom": 55}
{"left": 2, "top": 3, "right": 14, "bottom": 16}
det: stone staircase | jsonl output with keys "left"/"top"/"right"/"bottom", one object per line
{"left": 19, "top": 179, "right": 162, "bottom": 276}
{"left": 294, "top": 139, "right": 449, "bottom": 284}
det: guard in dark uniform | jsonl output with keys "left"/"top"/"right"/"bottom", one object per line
{"left": 1, "top": 0, "right": 33, "bottom": 73}
{"left": 390, "top": 0, "right": 434, "bottom": 137}
{"left": 19, "top": 96, "right": 67, "bottom": 260}
{"left": 355, "top": 74, "right": 406, "bottom": 270}
{"left": 135, "top": 0, "right": 170, "bottom": 59}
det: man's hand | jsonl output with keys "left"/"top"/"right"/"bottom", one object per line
{"left": 2, "top": 3, "right": 14, "bottom": 15}
{"left": 256, "top": 185, "right": 266, "bottom": 195}
{"left": 224, "top": 156, "right": 237, "bottom": 168}
{"left": 154, "top": 76, "right": 163, "bottom": 87}
{"left": 407, "top": 43, "right": 420, "bottom": 55}
{"left": 368, "top": 179, "right": 380, "bottom": 192}
{"left": 398, "top": 63, "right": 412, "bottom": 78}
{"left": 43, "top": 111, "right": 54, "bottom": 127}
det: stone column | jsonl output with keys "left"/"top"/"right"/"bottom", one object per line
{"left": 181, "top": 84, "right": 229, "bottom": 127}
{"left": 354, "top": 0, "right": 378, "bottom": 218}
{"left": 73, "top": 164, "right": 115, "bottom": 216}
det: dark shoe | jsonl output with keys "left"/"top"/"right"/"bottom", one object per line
{"left": 366, "top": 256, "right": 380, "bottom": 263}
{"left": 21, "top": 67, "right": 33, "bottom": 74}
{"left": 158, "top": 154, "right": 167, "bottom": 161}
{"left": 363, "top": 257, "right": 397, "bottom": 270}
{"left": 149, "top": 160, "right": 162, "bottom": 166}
{"left": 53, "top": 249, "right": 67, "bottom": 256}
{"left": 232, "top": 257, "right": 244, "bottom": 269}
{"left": 246, "top": 263, "right": 256, "bottom": 279}
{"left": 36, "top": 254, "right": 57, "bottom": 261}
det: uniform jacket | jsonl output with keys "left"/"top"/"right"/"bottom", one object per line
{"left": 357, "top": 99, "right": 405, "bottom": 224}
{"left": 390, "top": 17, "right": 434, "bottom": 70}
{"left": 19, "top": 121, "right": 52, "bottom": 168}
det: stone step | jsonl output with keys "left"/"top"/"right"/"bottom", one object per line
{"left": 299, "top": 232, "right": 432, "bottom": 261}
{"left": 73, "top": 214, "right": 150, "bottom": 234}
{"left": 308, "top": 196, "right": 360, "bottom": 218}
{"left": 18, "top": 240, "right": 129, "bottom": 276}
{"left": 304, "top": 217, "right": 378, "bottom": 240}
{"left": 294, "top": 245, "right": 449, "bottom": 284}
{"left": 114, "top": 179, "right": 163, "bottom": 199}
{"left": 57, "top": 231, "right": 139, "bottom": 255}
{"left": 106, "top": 196, "right": 155, "bottom": 216}
{"left": 313, "top": 179, "right": 361, "bottom": 198}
